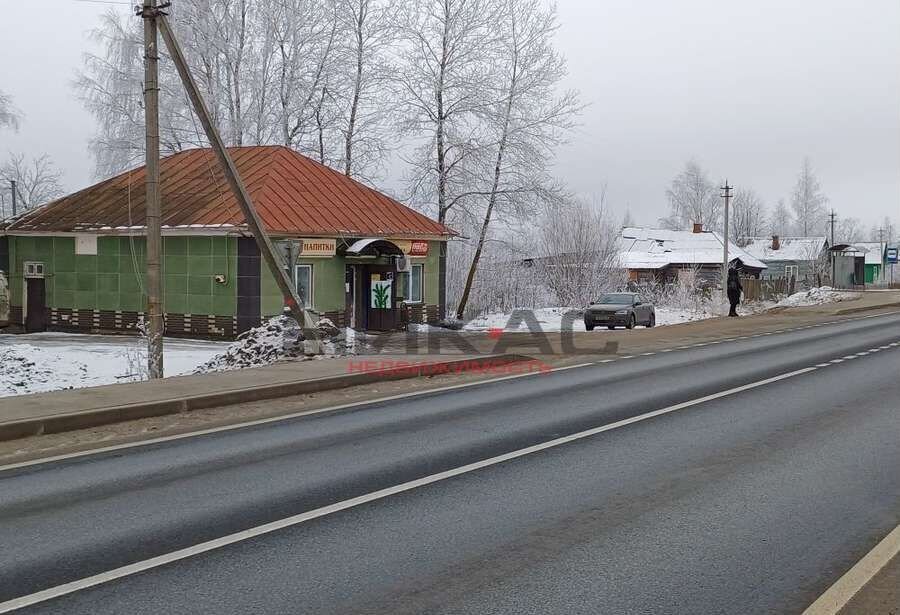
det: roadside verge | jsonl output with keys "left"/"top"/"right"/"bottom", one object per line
{"left": 0, "top": 354, "right": 533, "bottom": 442}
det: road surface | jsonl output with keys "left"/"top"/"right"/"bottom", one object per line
{"left": 1, "top": 311, "right": 899, "bottom": 614}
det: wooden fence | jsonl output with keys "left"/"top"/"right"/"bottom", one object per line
{"left": 741, "top": 277, "right": 793, "bottom": 302}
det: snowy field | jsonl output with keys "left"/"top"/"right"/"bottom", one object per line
{"left": 0, "top": 333, "right": 227, "bottom": 398}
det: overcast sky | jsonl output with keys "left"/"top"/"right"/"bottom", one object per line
{"left": 1, "top": 0, "right": 898, "bottom": 230}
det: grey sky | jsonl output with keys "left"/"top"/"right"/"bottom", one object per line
{"left": 1, "top": 0, "right": 898, "bottom": 231}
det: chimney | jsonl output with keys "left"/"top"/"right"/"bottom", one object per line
{"left": 692, "top": 223, "right": 703, "bottom": 234}
{"left": 772, "top": 235, "right": 780, "bottom": 251}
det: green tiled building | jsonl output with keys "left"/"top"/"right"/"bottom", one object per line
{"left": 0, "top": 146, "right": 454, "bottom": 337}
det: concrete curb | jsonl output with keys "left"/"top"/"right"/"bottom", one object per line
{"left": 835, "top": 302, "right": 900, "bottom": 315}
{"left": 0, "top": 354, "right": 534, "bottom": 442}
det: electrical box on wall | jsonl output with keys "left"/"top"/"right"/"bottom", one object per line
{"left": 214, "top": 274, "right": 227, "bottom": 284}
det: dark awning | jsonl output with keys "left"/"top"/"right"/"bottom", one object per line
{"left": 344, "top": 238, "right": 404, "bottom": 257}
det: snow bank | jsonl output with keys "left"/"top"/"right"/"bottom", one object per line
{"left": 194, "top": 316, "right": 368, "bottom": 374}
{"left": 776, "top": 287, "right": 859, "bottom": 308}
{"left": 0, "top": 334, "right": 225, "bottom": 397}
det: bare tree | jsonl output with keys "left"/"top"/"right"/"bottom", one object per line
{"left": 397, "top": 0, "right": 499, "bottom": 225}
{"left": 661, "top": 160, "right": 721, "bottom": 231}
{"left": 454, "top": 0, "right": 581, "bottom": 318}
{"left": 730, "top": 187, "right": 767, "bottom": 246}
{"left": 835, "top": 216, "right": 864, "bottom": 244}
{"left": 791, "top": 157, "right": 828, "bottom": 236}
{"left": 869, "top": 216, "right": 897, "bottom": 244}
{"left": 0, "top": 154, "right": 65, "bottom": 217}
{"left": 0, "top": 90, "right": 19, "bottom": 131}
{"left": 769, "top": 198, "right": 792, "bottom": 237}
{"left": 622, "top": 208, "right": 635, "bottom": 228}
{"left": 536, "top": 196, "right": 622, "bottom": 307}
{"left": 334, "top": 0, "right": 398, "bottom": 179}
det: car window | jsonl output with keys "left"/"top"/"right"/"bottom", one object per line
{"left": 598, "top": 293, "right": 634, "bottom": 304}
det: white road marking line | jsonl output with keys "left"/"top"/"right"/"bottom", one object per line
{"left": 641, "top": 352, "right": 655, "bottom": 356}
{"left": 660, "top": 349, "right": 674, "bottom": 353}
{"left": 0, "top": 361, "right": 599, "bottom": 474}
{"left": 596, "top": 359, "right": 615, "bottom": 363}
{"left": 815, "top": 364, "right": 831, "bottom": 368}
{"left": 620, "top": 355, "right": 635, "bottom": 359}
{"left": 0, "top": 366, "right": 818, "bottom": 614}
{"left": 802, "top": 523, "right": 900, "bottom": 615}
{"left": 830, "top": 359, "right": 844, "bottom": 364}
{"left": 842, "top": 356, "right": 857, "bottom": 360}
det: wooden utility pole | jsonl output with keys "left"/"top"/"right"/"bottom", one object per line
{"left": 156, "top": 15, "right": 312, "bottom": 332}
{"left": 9, "top": 180, "right": 16, "bottom": 217}
{"left": 720, "top": 180, "right": 733, "bottom": 296}
{"left": 140, "top": 0, "right": 164, "bottom": 378}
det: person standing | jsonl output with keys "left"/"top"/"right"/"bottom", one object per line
{"left": 727, "top": 268, "right": 742, "bottom": 317}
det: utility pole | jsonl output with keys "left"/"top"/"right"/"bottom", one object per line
{"left": 829, "top": 210, "right": 836, "bottom": 286}
{"left": 156, "top": 13, "right": 312, "bottom": 332}
{"left": 720, "top": 180, "right": 733, "bottom": 297}
{"left": 139, "top": 0, "right": 164, "bottom": 379}
{"left": 9, "top": 180, "right": 16, "bottom": 217}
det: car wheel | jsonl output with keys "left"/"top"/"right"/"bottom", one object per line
{"left": 585, "top": 323, "right": 595, "bottom": 331}
{"left": 607, "top": 325, "right": 615, "bottom": 330}
{"left": 626, "top": 314, "right": 635, "bottom": 330}
{"left": 647, "top": 312, "right": 655, "bottom": 328}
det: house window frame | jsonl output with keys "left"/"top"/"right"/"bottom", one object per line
{"left": 406, "top": 263, "right": 424, "bottom": 304}
{"left": 293, "top": 264, "right": 314, "bottom": 309}
{"left": 784, "top": 264, "right": 799, "bottom": 280}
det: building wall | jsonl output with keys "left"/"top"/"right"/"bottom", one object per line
{"left": 6, "top": 235, "right": 446, "bottom": 334}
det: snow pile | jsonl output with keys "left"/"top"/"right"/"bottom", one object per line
{"left": 776, "top": 287, "right": 859, "bottom": 308}
{"left": 0, "top": 345, "right": 89, "bottom": 396}
{"left": 194, "top": 316, "right": 367, "bottom": 374}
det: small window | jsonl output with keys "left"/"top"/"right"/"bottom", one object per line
{"left": 24, "top": 262, "right": 45, "bottom": 278}
{"left": 294, "top": 264, "right": 313, "bottom": 309}
{"left": 408, "top": 264, "right": 423, "bottom": 303}
{"left": 785, "top": 265, "right": 799, "bottom": 280}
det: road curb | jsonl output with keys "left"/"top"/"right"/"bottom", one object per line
{"left": 835, "top": 302, "right": 900, "bottom": 316}
{"left": 0, "top": 354, "right": 534, "bottom": 442}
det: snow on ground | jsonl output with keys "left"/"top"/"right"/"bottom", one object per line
{"left": 0, "top": 332, "right": 227, "bottom": 398}
{"left": 776, "top": 287, "right": 860, "bottom": 308}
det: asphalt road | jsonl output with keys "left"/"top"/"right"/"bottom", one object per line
{"left": 1, "top": 311, "right": 899, "bottom": 614}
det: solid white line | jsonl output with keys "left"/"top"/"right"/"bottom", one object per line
{"left": 802, "top": 523, "right": 900, "bottom": 615}
{"left": 0, "top": 361, "right": 597, "bottom": 473}
{"left": 0, "top": 366, "right": 819, "bottom": 613}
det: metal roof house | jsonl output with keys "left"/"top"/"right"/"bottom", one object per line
{"left": 619, "top": 225, "right": 767, "bottom": 285}
{"left": 0, "top": 146, "right": 455, "bottom": 336}
{"left": 742, "top": 235, "right": 829, "bottom": 284}
{"left": 851, "top": 242, "right": 886, "bottom": 284}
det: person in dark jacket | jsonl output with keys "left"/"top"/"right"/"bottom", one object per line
{"left": 727, "top": 268, "right": 742, "bottom": 317}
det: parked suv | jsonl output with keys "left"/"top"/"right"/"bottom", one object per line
{"left": 584, "top": 293, "right": 655, "bottom": 330}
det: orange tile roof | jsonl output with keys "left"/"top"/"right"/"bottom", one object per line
{"left": 3, "top": 146, "right": 455, "bottom": 238}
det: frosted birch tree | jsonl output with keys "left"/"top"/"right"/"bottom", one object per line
{"left": 730, "top": 187, "right": 767, "bottom": 246}
{"left": 0, "top": 90, "right": 19, "bottom": 131}
{"left": 0, "top": 154, "right": 64, "bottom": 217}
{"left": 454, "top": 0, "right": 580, "bottom": 319}
{"left": 769, "top": 199, "right": 792, "bottom": 237}
{"left": 791, "top": 157, "right": 828, "bottom": 236}
{"left": 396, "top": 0, "right": 499, "bottom": 225}
{"left": 661, "top": 160, "right": 721, "bottom": 231}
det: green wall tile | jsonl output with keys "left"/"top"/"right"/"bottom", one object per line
{"left": 76, "top": 273, "right": 96, "bottom": 292}
{"left": 188, "top": 294, "right": 212, "bottom": 315}
{"left": 166, "top": 274, "right": 188, "bottom": 294}
{"left": 98, "top": 237, "right": 119, "bottom": 256}
{"left": 54, "top": 272, "right": 77, "bottom": 292}
{"left": 98, "top": 255, "right": 119, "bottom": 273}
{"left": 120, "top": 293, "right": 145, "bottom": 312}
{"left": 76, "top": 255, "right": 97, "bottom": 273}
{"left": 96, "top": 292, "right": 120, "bottom": 311}
{"left": 188, "top": 276, "right": 211, "bottom": 295}
{"left": 165, "top": 236, "right": 187, "bottom": 255}
{"left": 189, "top": 236, "right": 212, "bottom": 256}
{"left": 164, "top": 255, "right": 187, "bottom": 274}
{"left": 75, "top": 290, "right": 96, "bottom": 309}
{"left": 188, "top": 258, "right": 213, "bottom": 276}
{"left": 164, "top": 294, "right": 188, "bottom": 314}
{"left": 120, "top": 273, "right": 143, "bottom": 294}
{"left": 53, "top": 290, "right": 75, "bottom": 308}
{"left": 97, "top": 274, "right": 119, "bottom": 293}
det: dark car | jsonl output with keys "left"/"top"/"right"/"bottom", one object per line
{"left": 583, "top": 293, "right": 655, "bottom": 330}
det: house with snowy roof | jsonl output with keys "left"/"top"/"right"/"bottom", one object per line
{"left": 851, "top": 242, "right": 886, "bottom": 283}
{"left": 619, "top": 224, "right": 767, "bottom": 286}
{"left": 741, "top": 235, "right": 829, "bottom": 283}
{"left": 0, "top": 146, "right": 455, "bottom": 336}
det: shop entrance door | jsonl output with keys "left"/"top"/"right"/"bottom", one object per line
{"left": 363, "top": 266, "right": 399, "bottom": 331}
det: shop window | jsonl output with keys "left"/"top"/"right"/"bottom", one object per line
{"left": 409, "top": 264, "right": 423, "bottom": 303}
{"left": 294, "top": 264, "right": 313, "bottom": 309}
